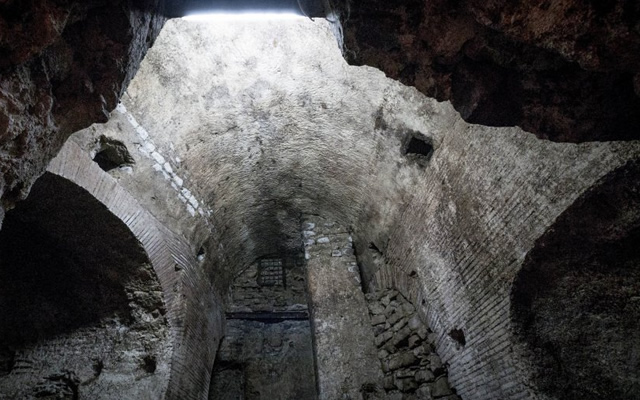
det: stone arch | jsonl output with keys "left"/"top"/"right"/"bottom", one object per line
{"left": 0, "top": 171, "right": 172, "bottom": 399}
{"left": 45, "top": 140, "right": 224, "bottom": 400}
{"left": 511, "top": 160, "right": 640, "bottom": 400}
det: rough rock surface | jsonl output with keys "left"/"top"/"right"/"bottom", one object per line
{"left": 512, "top": 160, "right": 640, "bottom": 400}
{"left": 341, "top": 0, "right": 640, "bottom": 142}
{"left": 366, "top": 289, "right": 461, "bottom": 400}
{"left": 0, "top": 0, "right": 166, "bottom": 219}
{"left": 0, "top": 173, "right": 171, "bottom": 399}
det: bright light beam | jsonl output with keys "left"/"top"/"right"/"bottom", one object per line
{"left": 183, "top": 11, "right": 304, "bottom": 22}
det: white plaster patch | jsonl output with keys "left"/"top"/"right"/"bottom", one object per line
{"left": 152, "top": 151, "right": 165, "bottom": 164}
{"left": 173, "top": 175, "right": 184, "bottom": 187}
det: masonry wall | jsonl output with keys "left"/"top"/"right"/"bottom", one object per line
{"left": 210, "top": 256, "right": 316, "bottom": 400}
{"left": 40, "top": 18, "right": 640, "bottom": 400}
{"left": 44, "top": 142, "right": 225, "bottom": 400}
{"left": 302, "top": 215, "right": 384, "bottom": 399}
{"left": 353, "top": 120, "right": 640, "bottom": 398}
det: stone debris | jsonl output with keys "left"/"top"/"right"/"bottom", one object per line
{"left": 366, "top": 289, "right": 462, "bottom": 400}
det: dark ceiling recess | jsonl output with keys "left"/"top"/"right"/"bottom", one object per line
{"left": 402, "top": 132, "right": 434, "bottom": 166}
{"left": 165, "top": 0, "right": 326, "bottom": 18}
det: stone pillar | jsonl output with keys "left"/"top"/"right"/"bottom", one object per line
{"left": 303, "top": 215, "right": 384, "bottom": 399}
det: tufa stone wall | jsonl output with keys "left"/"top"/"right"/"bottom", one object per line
{"left": 340, "top": 0, "right": 640, "bottom": 142}
{"left": 366, "top": 289, "right": 461, "bottom": 400}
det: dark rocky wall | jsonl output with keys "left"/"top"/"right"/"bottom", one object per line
{"left": 512, "top": 160, "right": 640, "bottom": 400}
{"left": 341, "top": 0, "right": 640, "bottom": 142}
{"left": 0, "top": 0, "right": 165, "bottom": 218}
{"left": 0, "top": 172, "right": 171, "bottom": 399}
{"left": 210, "top": 320, "right": 317, "bottom": 400}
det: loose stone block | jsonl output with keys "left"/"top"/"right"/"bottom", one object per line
{"left": 395, "top": 368, "right": 415, "bottom": 378}
{"left": 415, "top": 369, "right": 435, "bottom": 383}
{"left": 388, "top": 353, "right": 417, "bottom": 371}
{"left": 408, "top": 334, "right": 421, "bottom": 348}
{"left": 375, "top": 329, "right": 393, "bottom": 347}
{"left": 368, "top": 303, "right": 385, "bottom": 315}
{"left": 387, "top": 311, "right": 403, "bottom": 325}
{"left": 432, "top": 376, "right": 453, "bottom": 397}
{"left": 428, "top": 354, "right": 443, "bottom": 372}
{"left": 395, "top": 377, "right": 418, "bottom": 392}
{"left": 416, "top": 384, "right": 434, "bottom": 400}
{"left": 392, "top": 317, "right": 408, "bottom": 332}
{"left": 408, "top": 315, "right": 422, "bottom": 331}
{"left": 383, "top": 375, "right": 396, "bottom": 390}
{"left": 391, "top": 326, "right": 412, "bottom": 347}
{"left": 388, "top": 392, "right": 403, "bottom": 400}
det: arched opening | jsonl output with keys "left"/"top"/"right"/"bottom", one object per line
{"left": 512, "top": 161, "right": 640, "bottom": 400}
{"left": 0, "top": 173, "right": 171, "bottom": 399}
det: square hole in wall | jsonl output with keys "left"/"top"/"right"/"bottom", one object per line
{"left": 401, "top": 131, "right": 434, "bottom": 167}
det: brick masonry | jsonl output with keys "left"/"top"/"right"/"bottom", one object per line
{"left": 46, "top": 142, "right": 224, "bottom": 400}
{"left": 36, "top": 19, "right": 640, "bottom": 399}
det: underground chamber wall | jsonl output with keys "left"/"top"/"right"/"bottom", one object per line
{"left": 0, "top": 172, "right": 171, "bottom": 400}
{"left": 209, "top": 252, "right": 317, "bottom": 400}
{"left": 511, "top": 161, "right": 640, "bottom": 400}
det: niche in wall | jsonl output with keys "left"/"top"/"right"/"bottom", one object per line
{"left": 401, "top": 131, "right": 434, "bottom": 167}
